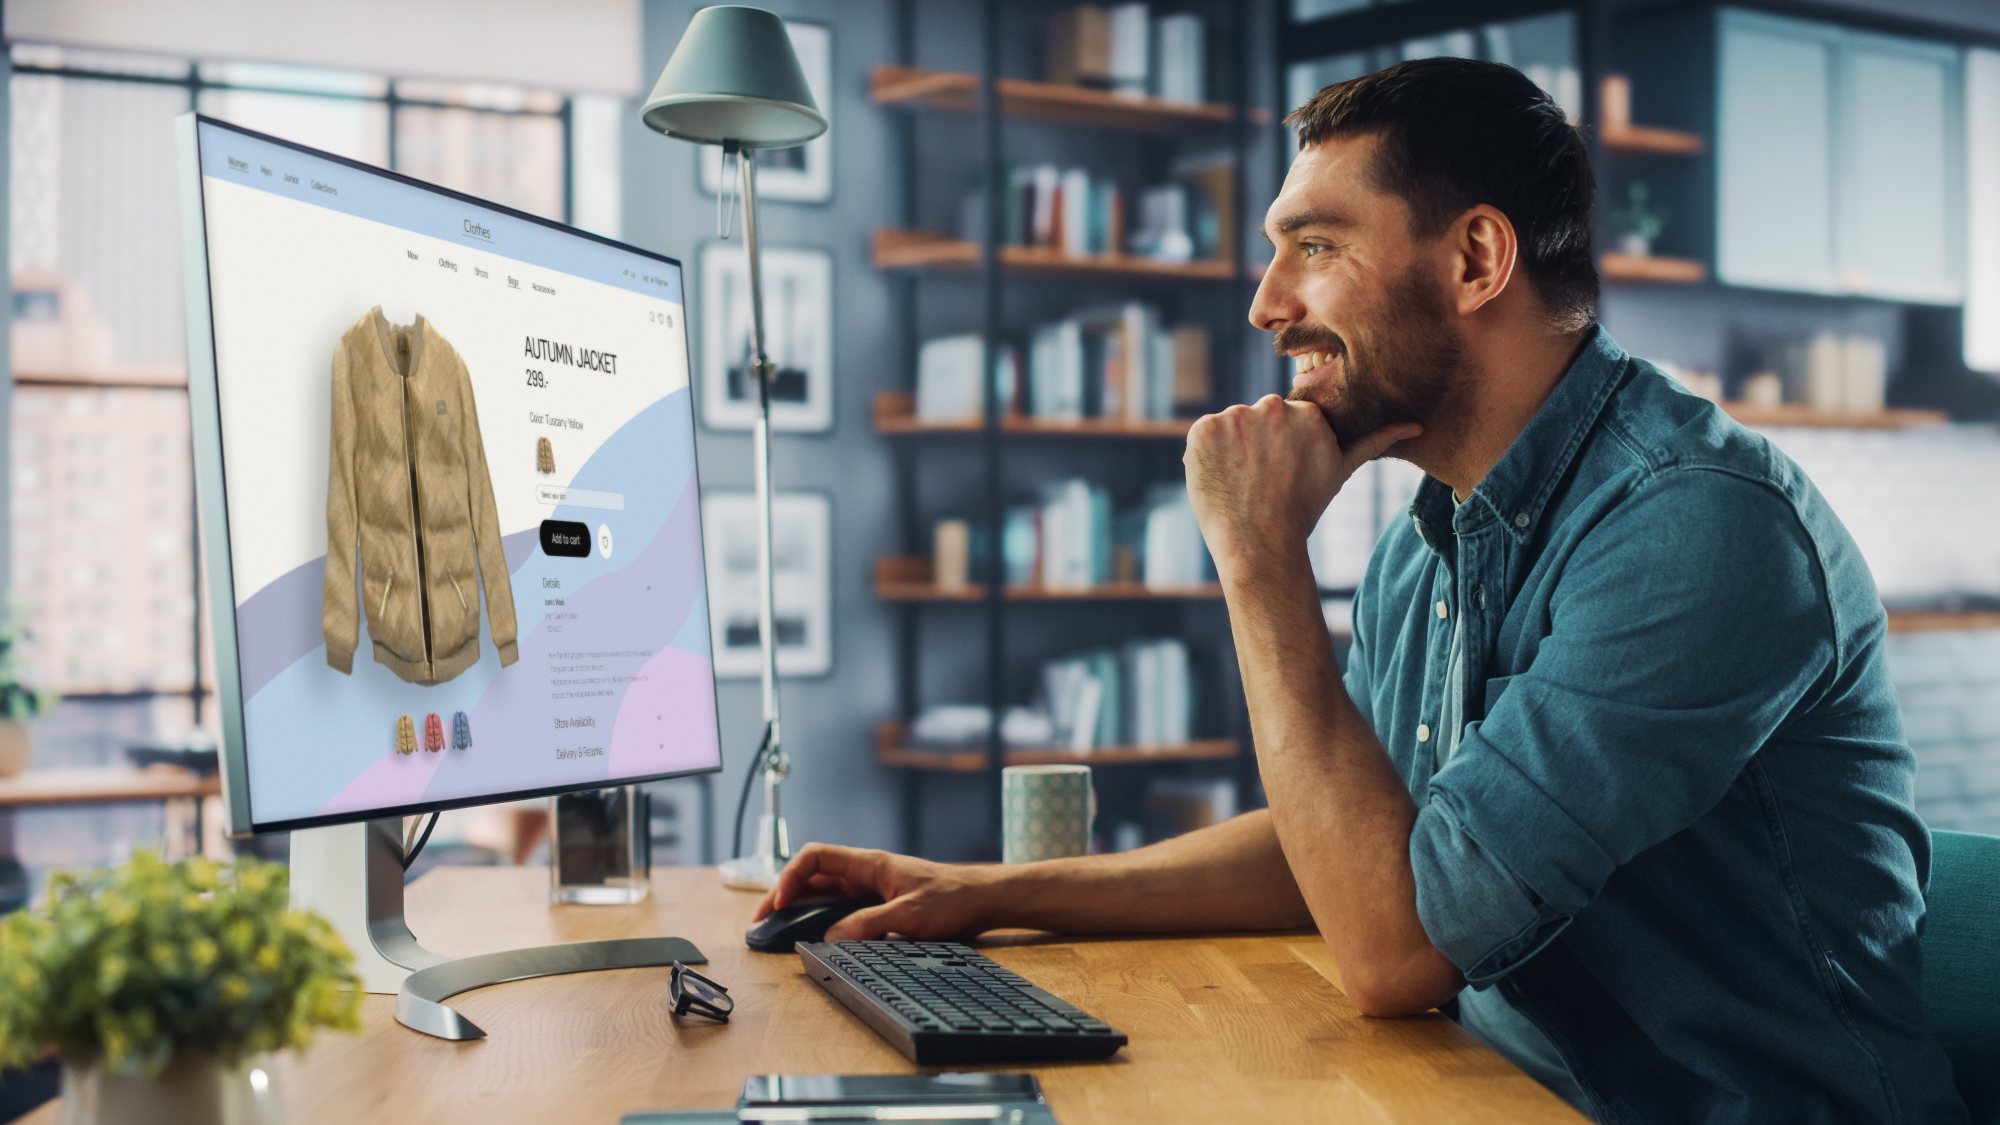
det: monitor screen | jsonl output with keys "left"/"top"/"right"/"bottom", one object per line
{"left": 176, "top": 115, "right": 721, "bottom": 835}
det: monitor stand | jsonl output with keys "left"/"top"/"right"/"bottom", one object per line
{"left": 289, "top": 817, "right": 705, "bottom": 1041}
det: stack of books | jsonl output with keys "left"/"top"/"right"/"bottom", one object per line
{"left": 976, "top": 480, "right": 1212, "bottom": 591}
{"left": 914, "top": 318, "right": 1209, "bottom": 425}
{"left": 1045, "top": 4, "right": 1208, "bottom": 105}
{"left": 1043, "top": 638, "right": 1192, "bottom": 751}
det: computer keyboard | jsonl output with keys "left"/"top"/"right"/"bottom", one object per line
{"left": 798, "top": 939, "right": 1128, "bottom": 1065}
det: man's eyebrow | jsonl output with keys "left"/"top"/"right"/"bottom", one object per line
{"left": 1269, "top": 207, "right": 1351, "bottom": 237}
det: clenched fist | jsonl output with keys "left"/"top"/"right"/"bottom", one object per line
{"left": 1183, "top": 395, "right": 1420, "bottom": 578}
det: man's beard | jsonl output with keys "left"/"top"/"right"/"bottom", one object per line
{"left": 1280, "top": 266, "right": 1464, "bottom": 447}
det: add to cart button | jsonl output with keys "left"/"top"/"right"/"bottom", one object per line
{"left": 537, "top": 485, "right": 624, "bottom": 511}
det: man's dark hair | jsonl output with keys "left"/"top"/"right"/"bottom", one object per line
{"left": 1285, "top": 57, "right": 1597, "bottom": 332}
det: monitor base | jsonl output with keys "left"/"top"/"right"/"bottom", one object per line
{"left": 289, "top": 817, "right": 705, "bottom": 1040}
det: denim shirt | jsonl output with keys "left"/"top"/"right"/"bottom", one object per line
{"left": 1343, "top": 328, "right": 1966, "bottom": 1124}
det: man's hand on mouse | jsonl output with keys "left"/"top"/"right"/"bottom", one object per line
{"left": 755, "top": 843, "right": 999, "bottom": 942}
{"left": 1183, "top": 395, "right": 1420, "bottom": 581}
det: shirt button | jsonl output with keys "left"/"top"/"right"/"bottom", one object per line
{"left": 1417, "top": 724, "right": 1431, "bottom": 743}
{"left": 1514, "top": 512, "right": 1531, "bottom": 529}
{"left": 1436, "top": 600, "right": 1448, "bottom": 619}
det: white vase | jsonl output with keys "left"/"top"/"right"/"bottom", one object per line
{"left": 59, "top": 1052, "right": 284, "bottom": 1125}
{"left": 0, "top": 719, "right": 30, "bottom": 777}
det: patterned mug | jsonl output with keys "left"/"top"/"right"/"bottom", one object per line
{"left": 1001, "top": 765, "right": 1095, "bottom": 864}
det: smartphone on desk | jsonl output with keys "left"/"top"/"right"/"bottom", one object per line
{"left": 620, "top": 1073, "right": 1058, "bottom": 1125}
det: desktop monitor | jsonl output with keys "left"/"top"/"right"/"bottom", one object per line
{"left": 175, "top": 115, "right": 723, "bottom": 839}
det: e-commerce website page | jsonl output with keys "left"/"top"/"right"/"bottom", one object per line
{"left": 196, "top": 122, "right": 719, "bottom": 828}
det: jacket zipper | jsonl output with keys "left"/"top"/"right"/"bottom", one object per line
{"left": 397, "top": 338, "right": 434, "bottom": 676}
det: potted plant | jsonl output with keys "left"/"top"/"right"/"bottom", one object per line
{"left": 1609, "top": 180, "right": 1668, "bottom": 257}
{"left": 0, "top": 851, "right": 361, "bottom": 1125}
{"left": 0, "top": 604, "right": 56, "bottom": 778}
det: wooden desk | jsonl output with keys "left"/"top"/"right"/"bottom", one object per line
{"left": 25, "top": 866, "right": 1584, "bottom": 1124}
{"left": 0, "top": 767, "right": 219, "bottom": 807}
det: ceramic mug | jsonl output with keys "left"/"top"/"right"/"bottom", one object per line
{"left": 1001, "top": 764, "right": 1095, "bottom": 864}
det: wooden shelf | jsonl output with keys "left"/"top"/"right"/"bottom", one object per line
{"left": 1601, "top": 124, "right": 1704, "bottom": 155}
{"left": 875, "top": 556, "right": 1221, "bottom": 602}
{"left": 871, "top": 65, "right": 1270, "bottom": 130}
{"left": 1887, "top": 611, "right": 2000, "bottom": 633}
{"left": 877, "top": 721, "right": 1240, "bottom": 772}
{"left": 873, "top": 229, "right": 1239, "bottom": 280}
{"left": 1723, "top": 404, "right": 1949, "bottom": 429}
{"left": 1599, "top": 74, "right": 1704, "bottom": 155}
{"left": 1600, "top": 252, "right": 1706, "bottom": 283}
{"left": 0, "top": 767, "right": 219, "bottom": 808}
{"left": 873, "top": 391, "right": 1195, "bottom": 439}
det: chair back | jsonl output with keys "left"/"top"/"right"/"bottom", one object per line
{"left": 1925, "top": 829, "right": 2000, "bottom": 1124}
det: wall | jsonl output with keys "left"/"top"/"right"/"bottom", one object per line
{"left": 625, "top": 0, "right": 906, "bottom": 862}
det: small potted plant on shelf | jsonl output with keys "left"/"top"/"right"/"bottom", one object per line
{"left": 1609, "top": 180, "right": 1667, "bottom": 257}
{"left": 0, "top": 604, "right": 56, "bottom": 778}
{"left": 0, "top": 851, "right": 362, "bottom": 1125}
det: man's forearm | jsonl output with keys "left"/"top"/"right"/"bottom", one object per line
{"left": 980, "top": 808, "right": 1313, "bottom": 934}
{"left": 1220, "top": 542, "right": 1463, "bottom": 1015}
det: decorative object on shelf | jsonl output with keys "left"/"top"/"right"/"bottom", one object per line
{"left": 933, "top": 519, "right": 971, "bottom": 591}
{"left": 641, "top": 2, "right": 829, "bottom": 890}
{"left": 1660, "top": 362, "right": 1723, "bottom": 403}
{"left": 697, "top": 21, "right": 832, "bottom": 204}
{"left": 1001, "top": 764, "right": 1094, "bottom": 864}
{"left": 699, "top": 242, "right": 832, "bottom": 433}
{"left": 0, "top": 602, "right": 55, "bottom": 778}
{"left": 1742, "top": 371, "right": 1784, "bottom": 409}
{"left": 1609, "top": 180, "right": 1667, "bottom": 258}
{"left": 1804, "top": 334, "right": 1887, "bottom": 414}
{"left": 0, "top": 851, "right": 360, "bottom": 1125}
{"left": 701, "top": 491, "right": 831, "bottom": 680}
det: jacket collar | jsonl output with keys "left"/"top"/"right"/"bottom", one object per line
{"left": 370, "top": 307, "right": 429, "bottom": 378}
{"left": 1410, "top": 325, "right": 1630, "bottom": 553}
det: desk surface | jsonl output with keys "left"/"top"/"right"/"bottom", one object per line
{"left": 0, "top": 766, "right": 219, "bottom": 807}
{"left": 25, "top": 866, "right": 1583, "bottom": 1124}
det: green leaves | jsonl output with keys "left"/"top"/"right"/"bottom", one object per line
{"left": 0, "top": 851, "right": 361, "bottom": 1076}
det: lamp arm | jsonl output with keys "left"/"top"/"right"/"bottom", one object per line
{"left": 737, "top": 146, "right": 786, "bottom": 791}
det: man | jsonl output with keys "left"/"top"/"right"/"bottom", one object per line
{"left": 758, "top": 58, "right": 1965, "bottom": 1123}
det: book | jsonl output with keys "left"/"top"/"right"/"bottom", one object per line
{"left": 1045, "top": 5, "right": 1112, "bottom": 89}
{"left": 916, "top": 333, "right": 984, "bottom": 422}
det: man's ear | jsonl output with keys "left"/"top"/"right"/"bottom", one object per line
{"left": 1450, "top": 204, "right": 1518, "bottom": 317}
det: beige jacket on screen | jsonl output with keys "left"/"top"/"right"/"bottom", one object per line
{"left": 323, "top": 309, "right": 518, "bottom": 685}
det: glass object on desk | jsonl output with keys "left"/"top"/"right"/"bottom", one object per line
{"left": 550, "top": 786, "right": 652, "bottom": 905}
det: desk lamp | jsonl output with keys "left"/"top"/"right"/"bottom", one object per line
{"left": 641, "top": 5, "right": 827, "bottom": 890}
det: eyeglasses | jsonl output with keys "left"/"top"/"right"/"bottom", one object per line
{"left": 670, "top": 960, "right": 733, "bottom": 1022}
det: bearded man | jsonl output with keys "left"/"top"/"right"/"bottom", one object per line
{"left": 758, "top": 57, "right": 1966, "bottom": 1123}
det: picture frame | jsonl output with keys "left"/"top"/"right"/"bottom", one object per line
{"left": 700, "top": 490, "right": 832, "bottom": 679}
{"left": 699, "top": 242, "right": 833, "bottom": 432}
{"left": 698, "top": 21, "right": 832, "bottom": 204}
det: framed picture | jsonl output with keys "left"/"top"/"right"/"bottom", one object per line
{"left": 699, "top": 21, "right": 832, "bottom": 204}
{"left": 699, "top": 242, "right": 833, "bottom": 432}
{"left": 700, "top": 491, "right": 831, "bottom": 679}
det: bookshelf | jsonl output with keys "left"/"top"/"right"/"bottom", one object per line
{"left": 871, "top": 64, "right": 1271, "bottom": 131}
{"left": 1887, "top": 611, "right": 2000, "bottom": 634}
{"left": 874, "top": 557, "right": 1222, "bottom": 602}
{"left": 878, "top": 0, "right": 1261, "bottom": 859}
{"left": 873, "top": 229, "right": 1239, "bottom": 280}
{"left": 1723, "top": 405, "right": 1949, "bottom": 430}
{"left": 877, "top": 721, "right": 1240, "bottom": 773}
{"left": 1599, "top": 251, "right": 1705, "bottom": 284}
{"left": 872, "top": 392, "right": 1195, "bottom": 438}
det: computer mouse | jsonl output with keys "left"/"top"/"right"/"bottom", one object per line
{"left": 745, "top": 896, "right": 870, "bottom": 953}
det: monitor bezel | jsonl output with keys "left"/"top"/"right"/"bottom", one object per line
{"left": 174, "top": 112, "right": 722, "bottom": 838}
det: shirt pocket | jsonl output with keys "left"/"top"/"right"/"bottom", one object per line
{"left": 1481, "top": 674, "right": 1519, "bottom": 722}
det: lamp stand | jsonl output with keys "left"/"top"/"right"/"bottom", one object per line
{"left": 717, "top": 145, "right": 791, "bottom": 892}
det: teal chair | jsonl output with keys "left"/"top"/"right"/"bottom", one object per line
{"left": 1925, "top": 829, "right": 2000, "bottom": 1124}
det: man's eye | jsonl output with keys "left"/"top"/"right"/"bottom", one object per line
{"left": 1301, "top": 244, "right": 1323, "bottom": 258}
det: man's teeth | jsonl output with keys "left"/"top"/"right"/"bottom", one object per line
{"left": 1294, "top": 351, "right": 1330, "bottom": 376}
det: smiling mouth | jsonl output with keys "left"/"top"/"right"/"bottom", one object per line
{"left": 1292, "top": 351, "right": 1337, "bottom": 380}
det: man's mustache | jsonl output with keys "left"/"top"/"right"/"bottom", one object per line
{"left": 1272, "top": 326, "right": 1348, "bottom": 359}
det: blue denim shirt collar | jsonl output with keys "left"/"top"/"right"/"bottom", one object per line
{"left": 1409, "top": 326, "right": 1629, "bottom": 555}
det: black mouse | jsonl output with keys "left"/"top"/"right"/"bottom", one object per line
{"left": 745, "top": 896, "right": 870, "bottom": 952}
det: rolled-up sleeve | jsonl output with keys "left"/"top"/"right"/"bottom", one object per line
{"left": 1410, "top": 467, "right": 1839, "bottom": 985}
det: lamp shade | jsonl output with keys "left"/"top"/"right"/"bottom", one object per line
{"left": 640, "top": 5, "right": 826, "bottom": 149}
